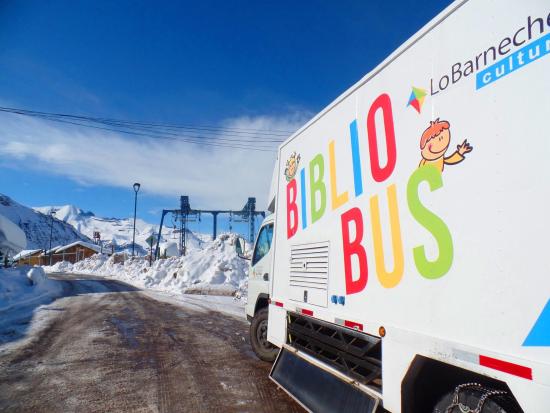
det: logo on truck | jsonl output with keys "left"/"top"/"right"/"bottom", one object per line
{"left": 429, "top": 14, "right": 550, "bottom": 94}
{"left": 285, "top": 93, "right": 471, "bottom": 295}
{"left": 406, "top": 86, "right": 427, "bottom": 113}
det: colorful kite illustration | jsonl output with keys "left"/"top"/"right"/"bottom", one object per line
{"left": 407, "top": 86, "right": 427, "bottom": 113}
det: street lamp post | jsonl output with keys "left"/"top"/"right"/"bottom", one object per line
{"left": 49, "top": 210, "right": 56, "bottom": 266}
{"left": 132, "top": 183, "right": 141, "bottom": 257}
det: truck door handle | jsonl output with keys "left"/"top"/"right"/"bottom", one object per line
{"left": 263, "top": 273, "right": 269, "bottom": 281}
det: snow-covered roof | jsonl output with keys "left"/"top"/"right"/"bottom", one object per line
{"left": 12, "top": 249, "right": 42, "bottom": 260}
{"left": 54, "top": 241, "right": 101, "bottom": 254}
{"left": 44, "top": 245, "right": 62, "bottom": 255}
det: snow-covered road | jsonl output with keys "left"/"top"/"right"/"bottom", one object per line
{"left": 0, "top": 273, "right": 300, "bottom": 413}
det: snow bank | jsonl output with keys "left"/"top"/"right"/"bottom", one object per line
{"left": 0, "top": 266, "right": 63, "bottom": 312}
{"left": 45, "top": 233, "right": 250, "bottom": 298}
{"left": 0, "top": 266, "right": 65, "bottom": 343}
{"left": 47, "top": 260, "right": 75, "bottom": 273}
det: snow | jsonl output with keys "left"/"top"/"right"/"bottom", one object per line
{"left": 54, "top": 240, "right": 101, "bottom": 253}
{"left": 47, "top": 260, "right": 74, "bottom": 273}
{"left": 0, "top": 266, "right": 63, "bottom": 312}
{"left": 159, "top": 241, "right": 179, "bottom": 257}
{"left": 1, "top": 231, "right": 252, "bottom": 347}
{"left": 142, "top": 289, "right": 247, "bottom": 320}
{"left": 0, "top": 266, "right": 64, "bottom": 343}
{"left": 12, "top": 249, "right": 42, "bottom": 261}
{"left": 45, "top": 233, "right": 251, "bottom": 299}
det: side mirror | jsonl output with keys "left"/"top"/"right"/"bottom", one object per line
{"left": 235, "top": 236, "right": 250, "bottom": 260}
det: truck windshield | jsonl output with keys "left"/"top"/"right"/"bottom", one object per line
{"left": 252, "top": 223, "right": 273, "bottom": 266}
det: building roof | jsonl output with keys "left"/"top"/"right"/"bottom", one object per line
{"left": 13, "top": 242, "right": 102, "bottom": 260}
{"left": 44, "top": 245, "right": 62, "bottom": 255}
{"left": 12, "top": 249, "right": 42, "bottom": 260}
{"left": 54, "top": 241, "right": 101, "bottom": 254}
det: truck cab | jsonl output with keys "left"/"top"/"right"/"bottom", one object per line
{"left": 243, "top": 214, "right": 278, "bottom": 362}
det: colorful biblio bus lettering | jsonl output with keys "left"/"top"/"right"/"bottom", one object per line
{"left": 285, "top": 93, "right": 471, "bottom": 294}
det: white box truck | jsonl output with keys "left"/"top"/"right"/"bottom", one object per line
{"left": 241, "top": 0, "right": 550, "bottom": 411}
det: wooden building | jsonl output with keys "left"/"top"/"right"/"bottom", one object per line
{"left": 14, "top": 241, "right": 102, "bottom": 266}
{"left": 12, "top": 249, "right": 43, "bottom": 266}
{"left": 49, "top": 241, "right": 102, "bottom": 265}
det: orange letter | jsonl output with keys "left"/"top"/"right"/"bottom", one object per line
{"left": 370, "top": 184, "right": 404, "bottom": 288}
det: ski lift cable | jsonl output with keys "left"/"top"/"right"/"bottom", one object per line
{"left": 0, "top": 106, "right": 294, "bottom": 136}
{"left": 28, "top": 112, "right": 286, "bottom": 143}
{"left": 1, "top": 109, "right": 282, "bottom": 146}
{"left": 81, "top": 119, "right": 287, "bottom": 141}
{"left": 5, "top": 112, "right": 278, "bottom": 152}
{"left": 84, "top": 118, "right": 290, "bottom": 138}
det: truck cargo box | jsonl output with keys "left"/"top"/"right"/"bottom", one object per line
{"left": 266, "top": 0, "right": 550, "bottom": 411}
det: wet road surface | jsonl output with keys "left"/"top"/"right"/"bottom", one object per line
{"left": 0, "top": 274, "right": 301, "bottom": 413}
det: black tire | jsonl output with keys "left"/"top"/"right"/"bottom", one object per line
{"left": 249, "top": 308, "right": 278, "bottom": 362}
{"left": 433, "top": 383, "right": 521, "bottom": 413}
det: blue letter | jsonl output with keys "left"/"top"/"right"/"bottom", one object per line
{"left": 350, "top": 120, "right": 363, "bottom": 196}
{"left": 300, "top": 168, "right": 307, "bottom": 229}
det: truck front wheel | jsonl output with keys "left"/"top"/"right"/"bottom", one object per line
{"left": 250, "top": 308, "right": 278, "bottom": 362}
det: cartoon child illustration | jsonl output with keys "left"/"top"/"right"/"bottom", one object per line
{"left": 419, "top": 118, "right": 473, "bottom": 172}
{"left": 284, "top": 152, "right": 301, "bottom": 181}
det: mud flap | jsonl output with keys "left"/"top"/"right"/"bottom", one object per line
{"left": 270, "top": 347, "right": 380, "bottom": 413}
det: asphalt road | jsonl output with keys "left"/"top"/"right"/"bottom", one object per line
{"left": 0, "top": 274, "right": 301, "bottom": 413}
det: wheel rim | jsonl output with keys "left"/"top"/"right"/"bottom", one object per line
{"left": 257, "top": 319, "right": 273, "bottom": 350}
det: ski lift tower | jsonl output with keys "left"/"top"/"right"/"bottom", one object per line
{"left": 154, "top": 196, "right": 265, "bottom": 260}
{"left": 233, "top": 197, "right": 259, "bottom": 243}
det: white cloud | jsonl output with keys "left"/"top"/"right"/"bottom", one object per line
{"left": 222, "top": 111, "right": 310, "bottom": 133}
{"left": 0, "top": 110, "right": 311, "bottom": 209}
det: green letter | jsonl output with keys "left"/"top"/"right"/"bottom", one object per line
{"left": 407, "top": 166, "right": 453, "bottom": 279}
{"left": 309, "top": 154, "right": 326, "bottom": 223}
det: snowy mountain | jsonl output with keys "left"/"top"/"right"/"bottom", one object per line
{"left": 0, "top": 194, "right": 91, "bottom": 251}
{"left": 33, "top": 204, "right": 205, "bottom": 255}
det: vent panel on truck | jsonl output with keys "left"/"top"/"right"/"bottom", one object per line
{"left": 289, "top": 242, "right": 329, "bottom": 307}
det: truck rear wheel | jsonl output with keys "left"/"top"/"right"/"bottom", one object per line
{"left": 250, "top": 308, "right": 278, "bottom": 362}
{"left": 433, "top": 383, "right": 521, "bottom": 413}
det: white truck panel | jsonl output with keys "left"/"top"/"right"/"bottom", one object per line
{"left": 267, "top": 304, "right": 286, "bottom": 348}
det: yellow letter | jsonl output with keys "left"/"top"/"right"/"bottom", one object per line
{"left": 329, "top": 140, "right": 349, "bottom": 210}
{"left": 370, "top": 184, "right": 404, "bottom": 288}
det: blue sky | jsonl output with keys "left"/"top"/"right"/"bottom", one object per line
{"left": 0, "top": 0, "right": 452, "bottom": 235}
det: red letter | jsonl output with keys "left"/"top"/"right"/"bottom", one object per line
{"left": 287, "top": 179, "right": 298, "bottom": 239}
{"left": 341, "top": 207, "right": 368, "bottom": 294}
{"left": 367, "top": 93, "right": 397, "bottom": 182}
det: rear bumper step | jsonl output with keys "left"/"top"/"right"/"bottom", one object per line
{"left": 287, "top": 312, "right": 382, "bottom": 387}
{"left": 270, "top": 345, "right": 381, "bottom": 413}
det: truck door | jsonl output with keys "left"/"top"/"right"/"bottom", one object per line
{"left": 248, "top": 222, "right": 279, "bottom": 361}
{"left": 250, "top": 222, "right": 274, "bottom": 285}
